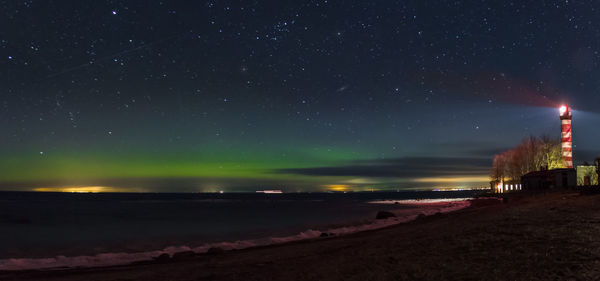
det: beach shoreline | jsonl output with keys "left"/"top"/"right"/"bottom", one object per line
{"left": 4, "top": 190, "right": 600, "bottom": 280}
{"left": 0, "top": 197, "right": 473, "bottom": 271}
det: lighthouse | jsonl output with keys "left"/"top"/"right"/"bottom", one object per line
{"left": 559, "top": 105, "right": 573, "bottom": 168}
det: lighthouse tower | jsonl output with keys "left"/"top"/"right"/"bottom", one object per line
{"left": 559, "top": 105, "right": 573, "bottom": 168}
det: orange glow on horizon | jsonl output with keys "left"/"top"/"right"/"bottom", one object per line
{"left": 33, "top": 186, "right": 128, "bottom": 193}
{"left": 325, "top": 184, "right": 351, "bottom": 192}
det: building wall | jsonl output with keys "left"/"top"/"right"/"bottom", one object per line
{"left": 521, "top": 169, "right": 576, "bottom": 190}
{"left": 577, "top": 166, "right": 599, "bottom": 186}
{"left": 553, "top": 171, "right": 576, "bottom": 188}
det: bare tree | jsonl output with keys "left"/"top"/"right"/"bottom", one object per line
{"left": 536, "top": 135, "right": 563, "bottom": 170}
{"left": 491, "top": 153, "right": 507, "bottom": 182}
{"left": 490, "top": 135, "right": 563, "bottom": 182}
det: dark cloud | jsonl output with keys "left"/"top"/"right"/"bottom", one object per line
{"left": 431, "top": 141, "right": 511, "bottom": 158}
{"left": 277, "top": 157, "right": 490, "bottom": 179}
{"left": 466, "top": 147, "right": 512, "bottom": 158}
{"left": 574, "top": 150, "right": 600, "bottom": 164}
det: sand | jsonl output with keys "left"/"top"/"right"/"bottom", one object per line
{"left": 2, "top": 190, "right": 600, "bottom": 281}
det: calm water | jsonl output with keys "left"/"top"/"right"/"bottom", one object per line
{"left": 0, "top": 190, "right": 479, "bottom": 268}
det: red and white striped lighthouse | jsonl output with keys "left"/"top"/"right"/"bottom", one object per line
{"left": 559, "top": 105, "right": 573, "bottom": 168}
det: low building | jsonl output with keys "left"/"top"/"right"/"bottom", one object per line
{"left": 490, "top": 180, "right": 521, "bottom": 193}
{"left": 576, "top": 165, "right": 599, "bottom": 186}
{"left": 521, "top": 168, "right": 576, "bottom": 190}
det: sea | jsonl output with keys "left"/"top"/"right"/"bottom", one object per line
{"left": 0, "top": 190, "right": 481, "bottom": 270}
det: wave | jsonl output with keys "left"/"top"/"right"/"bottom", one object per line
{"left": 0, "top": 199, "right": 471, "bottom": 271}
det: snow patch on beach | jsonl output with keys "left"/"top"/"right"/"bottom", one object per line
{"left": 368, "top": 198, "right": 474, "bottom": 204}
{"left": 0, "top": 200, "right": 471, "bottom": 271}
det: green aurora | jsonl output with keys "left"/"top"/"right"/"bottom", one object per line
{"left": 0, "top": 145, "right": 397, "bottom": 192}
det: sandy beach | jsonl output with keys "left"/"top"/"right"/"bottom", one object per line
{"left": 2, "top": 190, "right": 600, "bottom": 281}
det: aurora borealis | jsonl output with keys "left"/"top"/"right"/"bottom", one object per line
{"left": 2, "top": 1, "right": 600, "bottom": 192}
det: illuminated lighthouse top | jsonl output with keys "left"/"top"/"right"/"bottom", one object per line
{"left": 559, "top": 105, "right": 572, "bottom": 119}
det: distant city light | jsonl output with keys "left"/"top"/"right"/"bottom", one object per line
{"left": 256, "top": 190, "right": 283, "bottom": 194}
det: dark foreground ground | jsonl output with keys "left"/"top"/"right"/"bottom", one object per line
{"left": 2, "top": 191, "right": 600, "bottom": 281}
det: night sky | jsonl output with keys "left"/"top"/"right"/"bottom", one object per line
{"left": 2, "top": 1, "right": 600, "bottom": 192}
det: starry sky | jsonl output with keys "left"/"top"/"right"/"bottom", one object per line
{"left": 2, "top": 0, "right": 600, "bottom": 192}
